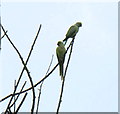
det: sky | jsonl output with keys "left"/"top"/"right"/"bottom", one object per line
{"left": 0, "top": 0, "right": 118, "bottom": 112}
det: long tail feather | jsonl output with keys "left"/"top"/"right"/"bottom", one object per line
{"left": 59, "top": 63, "right": 64, "bottom": 80}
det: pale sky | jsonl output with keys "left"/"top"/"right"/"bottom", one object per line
{"left": 0, "top": 1, "right": 118, "bottom": 112}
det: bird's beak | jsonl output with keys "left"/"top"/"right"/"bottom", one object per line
{"left": 80, "top": 23, "right": 82, "bottom": 27}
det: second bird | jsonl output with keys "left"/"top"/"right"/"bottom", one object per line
{"left": 63, "top": 22, "right": 82, "bottom": 44}
{"left": 56, "top": 41, "right": 66, "bottom": 80}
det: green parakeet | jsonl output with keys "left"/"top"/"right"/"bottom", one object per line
{"left": 56, "top": 41, "right": 66, "bottom": 80}
{"left": 63, "top": 22, "right": 82, "bottom": 44}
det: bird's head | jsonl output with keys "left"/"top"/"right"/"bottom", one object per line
{"left": 57, "top": 41, "right": 64, "bottom": 46}
{"left": 75, "top": 22, "right": 82, "bottom": 27}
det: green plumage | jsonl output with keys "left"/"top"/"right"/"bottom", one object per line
{"left": 63, "top": 22, "right": 82, "bottom": 44}
{"left": 56, "top": 41, "right": 66, "bottom": 80}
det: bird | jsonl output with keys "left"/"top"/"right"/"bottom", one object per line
{"left": 56, "top": 41, "right": 66, "bottom": 80}
{"left": 63, "top": 22, "right": 82, "bottom": 45}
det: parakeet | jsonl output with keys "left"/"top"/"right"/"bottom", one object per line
{"left": 56, "top": 41, "right": 66, "bottom": 80}
{"left": 63, "top": 22, "right": 82, "bottom": 44}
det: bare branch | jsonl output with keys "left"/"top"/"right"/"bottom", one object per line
{"left": 15, "top": 93, "right": 28, "bottom": 113}
{"left": 1, "top": 30, "right": 8, "bottom": 39}
{"left": 46, "top": 55, "right": 54, "bottom": 75}
{"left": 36, "top": 55, "right": 54, "bottom": 113}
{"left": 9, "top": 81, "right": 27, "bottom": 108}
{"left": 56, "top": 38, "right": 75, "bottom": 113}
{"left": 4, "top": 107, "right": 12, "bottom": 114}
{"left": 26, "top": 25, "right": 42, "bottom": 65}
{"left": 36, "top": 83, "right": 43, "bottom": 114}
{"left": 14, "top": 80, "right": 16, "bottom": 113}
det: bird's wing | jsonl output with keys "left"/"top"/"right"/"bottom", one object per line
{"left": 56, "top": 47, "right": 63, "bottom": 63}
{"left": 56, "top": 47, "right": 66, "bottom": 63}
{"left": 66, "top": 25, "right": 78, "bottom": 38}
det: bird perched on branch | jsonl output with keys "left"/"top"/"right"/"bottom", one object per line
{"left": 56, "top": 41, "right": 66, "bottom": 80}
{"left": 63, "top": 22, "right": 82, "bottom": 44}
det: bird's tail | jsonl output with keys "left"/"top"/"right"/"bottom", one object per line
{"left": 59, "top": 63, "right": 64, "bottom": 80}
{"left": 61, "top": 75, "right": 64, "bottom": 81}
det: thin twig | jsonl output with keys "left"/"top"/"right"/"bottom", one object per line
{"left": 46, "top": 55, "right": 54, "bottom": 75}
{"left": 56, "top": 38, "right": 75, "bottom": 113}
{"left": 1, "top": 30, "right": 8, "bottom": 39}
{"left": 15, "top": 93, "right": 28, "bottom": 113}
{"left": 9, "top": 81, "right": 27, "bottom": 108}
{"left": 36, "top": 55, "right": 54, "bottom": 113}
{"left": 8, "top": 107, "right": 12, "bottom": 113}
{"left": 26, "top": 25, "right": 42, "bottom": 65}
{"left": 14, "top": 80, "right": 16, "bottom": 113}
{"left": 36, "top": 82, "right": 43, "bottom": 114}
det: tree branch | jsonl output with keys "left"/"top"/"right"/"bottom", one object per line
{"left": 36, "top": 55, "right": 54, "bottom": 113}
{"left": 15, "top": 93, "right": 28, "bottom": 113}
{"left": 56, "top": 38, "right": 75, "bottom": 113}
{"left": 9, "top": 81, "right": 27, "bottom": 108}
{"left": 1, "top": 30, "right": 8, "bottom": 39}
{"left": 14, "top": 80, "right": 16, "bottom": 113}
